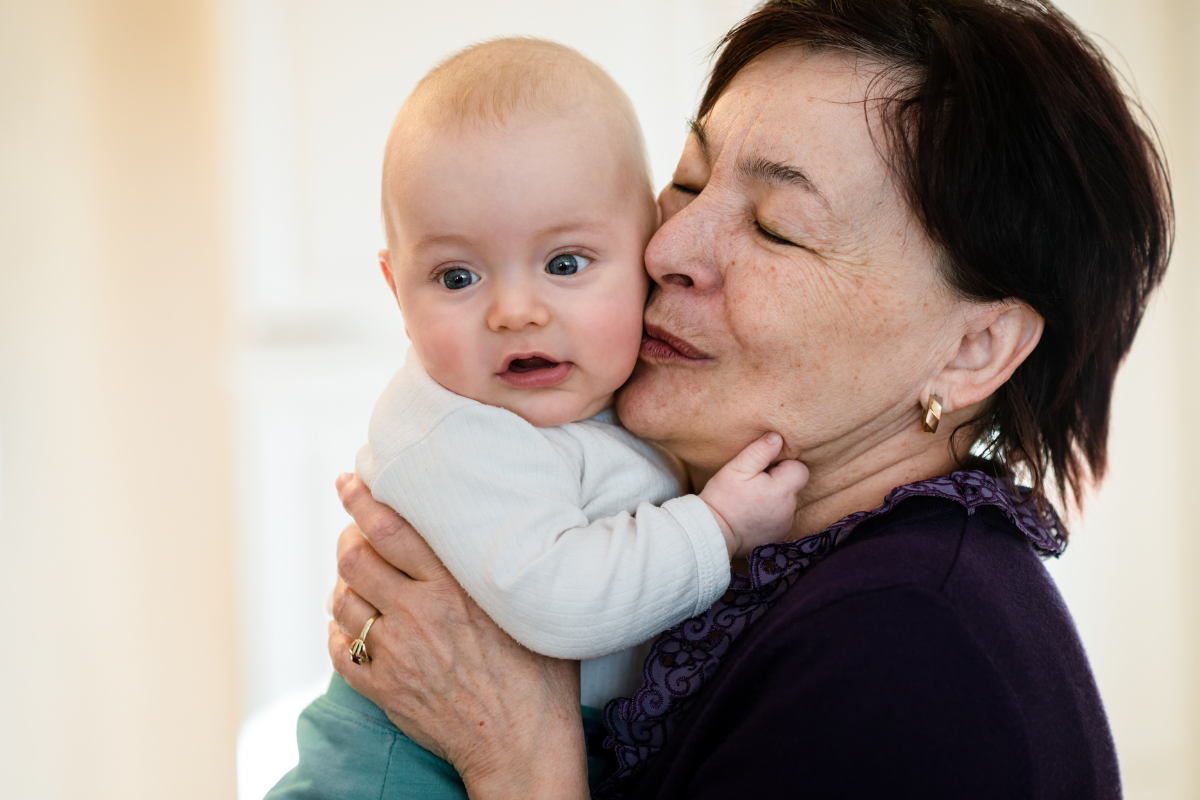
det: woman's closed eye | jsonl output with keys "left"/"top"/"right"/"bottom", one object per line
{"left": 545, "top": 253, "right": 591, "bottom": 276}
{"left": 670, "top": 182, "right": 701, "bottom": 196}
{"left": 755, "top": 220, "right": 800, "bottom": 248}
{"left": 439, "top": 267, "right": 480, "bottom": 290}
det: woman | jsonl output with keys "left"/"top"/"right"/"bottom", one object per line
{"left": 325, "top": 1, "right": 1170, "bottom": 797}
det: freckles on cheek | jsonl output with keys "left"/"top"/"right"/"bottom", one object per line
{"left": 848, "top": 291, "right": 928, "bottom": 361}
{"left": 725, "top": 264, "right": 812, "bottom": 370}
{"left": 796, "top": 265, "right": 906, "bottom": 355}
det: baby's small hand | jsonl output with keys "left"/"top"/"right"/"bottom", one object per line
{"left": 699, "top": 433, "right": 809, "bottom": 559}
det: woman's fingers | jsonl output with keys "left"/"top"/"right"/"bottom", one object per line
{"left": 336, "top": 522, "right": 411, "bottom": 615}
{"left": 330, "top": 576, "right": 380, "bottom": 639}
{"left": 327, "top": 621, "right": 369, "bottom": 693}
{"left": 328, "top": 619, "right": 382, "bottom": 690}
{"left": 337, "top": 474, "right": 448, "bottom": 583}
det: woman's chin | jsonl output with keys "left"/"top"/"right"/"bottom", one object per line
{"left": 615, "top": 366, "right": 667, "bottom": 433}
{"left": 616, "top": 366, "right": 709, "bottom": 452}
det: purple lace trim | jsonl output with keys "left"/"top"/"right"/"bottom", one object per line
{"left": 595, "top": 470, "right": 1065, "bottom": 798}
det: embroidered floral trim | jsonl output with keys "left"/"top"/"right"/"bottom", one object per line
{"left": 596, "top": 470, "right": 1065, "bottom": 798}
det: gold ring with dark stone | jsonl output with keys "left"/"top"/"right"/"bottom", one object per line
{"left": 349, "top": 613, "right": 380, "bottom": 665}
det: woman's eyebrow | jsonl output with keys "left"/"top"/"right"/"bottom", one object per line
{"left": 690, "top": 117, "right": 831, "bottom": 210}
{"left": 737, "top": 156, "right": 831, "bottom": 210}
{"left": 688, "top": 118, "right": 712, "bottom": 163}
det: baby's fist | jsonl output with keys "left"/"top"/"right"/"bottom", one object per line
{"left": 700, "top": 433, "right": 809, "bottom": 558}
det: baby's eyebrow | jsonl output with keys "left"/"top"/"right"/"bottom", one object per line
{"left": 534, "top": 219, "right": 603, "bottom": 239}
{"left": 415, "top": 233, "right": 472, "bottom": 252}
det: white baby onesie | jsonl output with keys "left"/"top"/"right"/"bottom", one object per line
{"left": 357, "top": 357, "right": 730, "bottom": 708}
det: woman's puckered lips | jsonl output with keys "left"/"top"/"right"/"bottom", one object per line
{"left": 640, "top": 323, "right": 713, "bottom": 363}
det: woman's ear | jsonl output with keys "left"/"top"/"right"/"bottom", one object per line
{"left": 379, "top": 249, "right": 402, "bottom": 311}
{"left": 930, "top": 301, "right": 1044, "bottom": 414}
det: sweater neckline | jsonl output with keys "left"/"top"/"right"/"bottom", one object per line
{"left": 596, "top": 469, "right": 1066, "bottom": 797}
{"left": 744, "top": 469, "right": 1065, "bottom": 590}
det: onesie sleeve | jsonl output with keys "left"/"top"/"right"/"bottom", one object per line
{"left": 359, "top": 403, "right": 730, "bottom": 660}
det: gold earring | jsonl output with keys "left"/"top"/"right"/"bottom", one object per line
{"left": 922, "top": 396, "right": 942, "bottom": 434}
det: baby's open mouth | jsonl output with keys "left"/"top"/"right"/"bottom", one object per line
{"left": 508, "top": 356, "right": 558, "bottom": 373}
{"left": 498, "top": 355, "right": 573, "bottom": 388}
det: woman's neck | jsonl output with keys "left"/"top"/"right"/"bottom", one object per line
{"left": 790, "top": 438, "right": 960, "bottom": 537}
{"left": 689, "top": 424, "right": 963, "bottom": 541}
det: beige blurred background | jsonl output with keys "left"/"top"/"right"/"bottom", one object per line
{"left": 1, "top": 1, "right": 1196, "bottom": 798}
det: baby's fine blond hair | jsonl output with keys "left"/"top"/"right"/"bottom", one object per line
{"left": 382, "top": 37, "right": 653, "bottom": 248}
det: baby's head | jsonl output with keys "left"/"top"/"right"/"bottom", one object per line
{"left": 379, "top": 38, "right": 657, "bottom": 427}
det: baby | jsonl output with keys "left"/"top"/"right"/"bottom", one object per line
{"left": 270, "top": 38, "right": 806, "bottom": 799}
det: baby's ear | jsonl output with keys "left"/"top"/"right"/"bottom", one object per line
{"left": 378, "top": 249, "right": 395, "bottom": 286}
{"left": 378, "top": 249, "right": 402, "bottom": 310}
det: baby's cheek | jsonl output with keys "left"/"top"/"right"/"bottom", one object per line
{"left": 410, "top": 315, "right": 482, "bottom": 395}
{"left": 581, "top": 295, "right": 645, "bottom": 384}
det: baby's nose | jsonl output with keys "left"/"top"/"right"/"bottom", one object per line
{"left": 486, "top": 286, "right": 551, "bottom": 332}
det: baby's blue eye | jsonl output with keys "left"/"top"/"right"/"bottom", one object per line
{"left": 546, "top": 254, "right": 591, "bottom": 276}
{"left": 440, "top": 268, "right": 479, "bottom": 290}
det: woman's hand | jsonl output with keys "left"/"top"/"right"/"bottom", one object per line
{"left": 328, "top": 474, "right": 590, "bottom": 800}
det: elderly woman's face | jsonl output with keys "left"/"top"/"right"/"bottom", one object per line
{"left": 617, "top": 47, "right": 960, "bottom": 475}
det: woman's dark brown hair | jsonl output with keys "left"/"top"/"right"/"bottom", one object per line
{"left": 701, "top": 0, "right": 1172, "bottom": 509}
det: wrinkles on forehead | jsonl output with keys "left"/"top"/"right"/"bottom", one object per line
{"left": 696, "top": 47, "right": 930, "bottom": 276}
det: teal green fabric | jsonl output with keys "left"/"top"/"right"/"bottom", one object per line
{"left": 268, "top": 674, "right": 613, "bottom": 798}
{"left": 266, "top": 674, "right": 467, "bottom": 800}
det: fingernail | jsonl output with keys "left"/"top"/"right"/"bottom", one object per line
{"left": 766, "top": 432, "right": 781, "bottom": 445}
{"left": 336, "top": 473, "right": 353, "bottom": 490}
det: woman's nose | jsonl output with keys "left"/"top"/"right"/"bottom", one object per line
{"left": 644, "top": 194, "right": 723, "bottom": 294}
{"left": 486, "top": 280, "right": 551, "bottom": 332}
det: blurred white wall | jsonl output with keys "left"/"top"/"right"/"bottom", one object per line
{"left": 1, "top": 2, "right": 1197, "bottom": 799}
{"left": 0, "top": 1, "right": 239, "bottom": 798}
{"left": 1045, "top": 1, "right": 1200, "bottom": 797}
